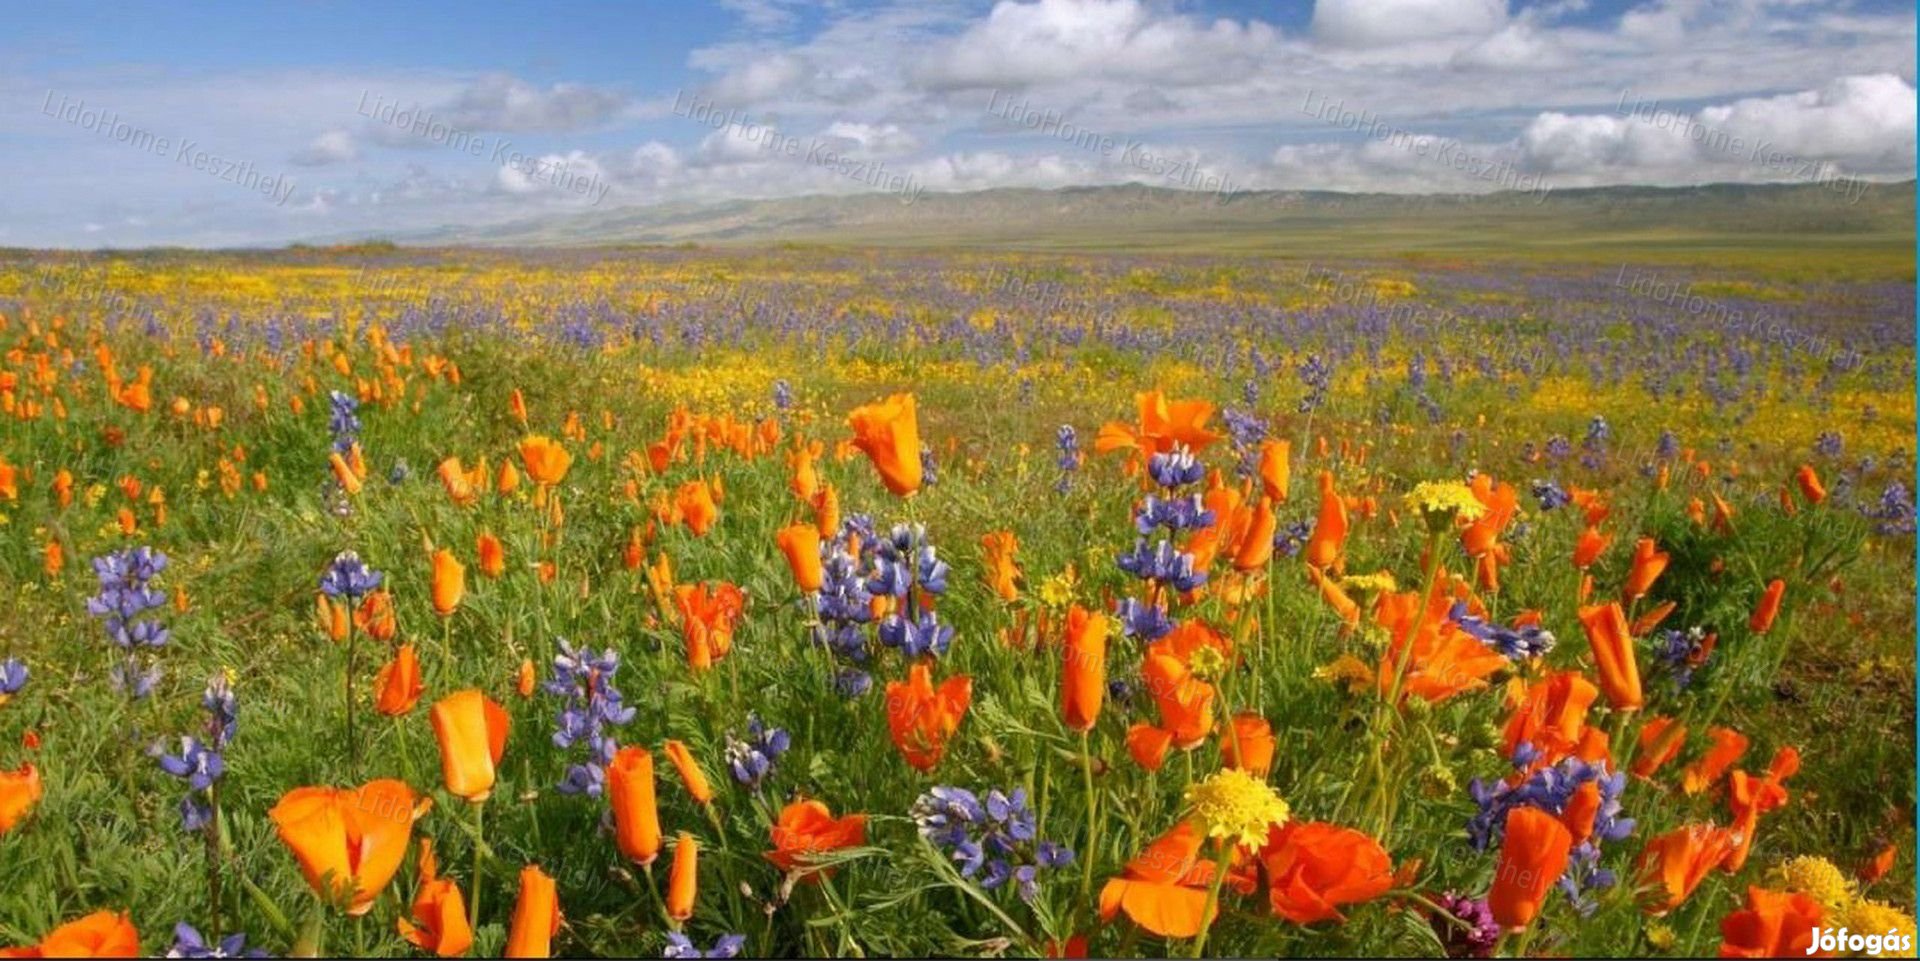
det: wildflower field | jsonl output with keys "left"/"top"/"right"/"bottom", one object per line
{"left": 0, "top": 246, "right": 1913, "bottom": 958}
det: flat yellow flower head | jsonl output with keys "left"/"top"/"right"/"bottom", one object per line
{"left": 1404, "top": 481, "right": 1487, "bottom": 532}
{"left": 1768, "top": 855, "right": 1854, "bottom": 911}
{"left": 1184, "top": 768, "right": 1290, "bottom": 850}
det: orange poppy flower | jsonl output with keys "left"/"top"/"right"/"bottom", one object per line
{"left": 765, "top": 799, "right": 867, "bottom": 876}
{"left": 674, "top": 480, "right": 720, "bottom": 536}
{"left": 1860, "top": 844, "right": 1897, "bottom": 885}
{"left": 329, "top": 450, "right": 363, "bottom": 496}
{"left": 884, "top": 662, "right": 971, "bottom": 772}
{"left": 317, "top": 594, "right": 350, "bottom": 642}
{"left": 1461, "top": 475, "right": 1518, "bottom": 558}
{"left": 775, "top": 524, "right": 824, "bottom": 594}
{"left": 980, "top": 530, "right": 1021, "bottom": 601}
{"left": 1636, "top": 823, "right": 1738, "bottom": 914}
{"left": 0, "top": 762, "right": 44, "bottom": 836}
{"left": 504, "top": 865, "right": 561, "bottom": 959}
{"left": 606, "top": 746, "right": 663, "bottom": 866}
{"left": 1373, "top": 590, "right": 1505, "bottom": 706}
{"left": 787, "top": 441, "right": 821, "bottom": 500}
{"left": 477, "top": 532, "right": 506, "bottom": 579}
{"left": 846, "top": 393, "right": 924, "bottom": 497}
{"left": 1749, "top": 579, "right": 1785, "bottom": 634}
{"left": 1630, "top": 715, "right": 1687, "bottom": 780}
{"left": 1306, "top": 566, "right": 1359, "bottom": 626}
{"left": 666, "top": 832, "right": 698, "bottom": 922}
{"left": 1303, "top": 471, "right": 1348, "bottom": 571}
{"left": 1573, "top": 526, "right": 1609, "bottom": 570}
{"left": 436, "top": 457, "right": 483, "bottom": 508}
{"left": 373, "top": 644, "right": 424, "bottom": 716}
{"left": 1488, "top": 806, "right": 1573, "bottom": 931}
{"left": 1724, "top": 747, "right": 1799, "bottom": 873}
{"left": 674, "top": 582, "right": 746, "bottom": 671}
{"left": 662, "top": 740, "right": 714, "bottom": 805}
{"left": 1, "top": 910, "right": 140, "bottom": 958}
{"left": 518, "top": 436, "right": 572, "bottom": 487}
{"left": 1578, "top": 602, "right": 1642, "bottom": 711}
{"left": 1501, "top": 671, "right": 1599, "bottom": 764}
{"left": 1717, "top": 886, "right": 1823, "bottom": 958}
{"left": 1682, "top": 727, "right": 1749, "bottom": 795}
{"left": 429, "top": 549, "right": 464, "bottom": 618}
{"left": 1232, "top": 496, "right": 1278, "bottom": 571}
{"left": 1220, "top": 712, "right": 1276, "bottom": 777}
{"left": 1256, "top": 821, "right": 1393, "bottom": 924}
{"left": 1093, "top": 389, "right": 1221, "bottom": 458}
{"left": 1140, "top": 652, "right": 1215, "bottom": 748}
{"left": 1060, "top": 605, "right": 1108, "bottom": 733}
{"left": 496, "top": 460, "right": 520, "bottom": 495}
{"left": 1621, "top": 537, "right": 1669, "bottom": 602}
{"left": 811, "top": 483, "right": 840, "bottom": 537}
{"left": 1257, "top": 439, "right": 1290, "bottom": 503}
{"left": 397, "top": 839, "right": 472, "bottom": 957}
{"left": 268, "top": 779, "right": 426, "bottom": 915}
{"left": 1126, "top": 723, "right": 1174, "bottom": 772}
{"left": 1098, "top": 821, "right": 1219, "bottom": 938}
{"left": 516, "top": 658, "right": 537, "bottom": 698}
{"left": 430, "top": 690, "right": 509, "bottom": 803}
{"left": 355, "top": 590, "right": 397, "bottom": 642}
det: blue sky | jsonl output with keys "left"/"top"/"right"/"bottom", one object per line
{"left": 2, "top": 0, "right": 1913, "bottom": 247}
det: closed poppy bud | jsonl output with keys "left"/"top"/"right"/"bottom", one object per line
{"left": 504, "top": 865, "right": 561, "bottom": 959}
{"left": 846, "top": 393, "right": 923, "bottom": 497}
{"left": 373, "top": 645, "right": 424, "bottom": 716}
{"left": 397, "top": 839, "right": 473, "bottom": 957}
{"left": 329, "top": 451, "right": 362, "bottom": 495}
{"left": 1573, "top": 526, "right": 1608, "bottom": 570}
{"left": 43, "top": 539, "right": 62, "bottom": 578}
{"left": 666, "top": 832, "right": 698, "bottom": 922}
{"left": 979, "top": 530, "right": 1021, "bottom": 602}
{"left": 1631, "top": 716, "right": 1687, "bottom": 780}
{"left": 1303, "top": 472, "right": 1348, "bottom": 570}
{"left": 1060, "top": 605, "right": 1108, "bottom": 732}
{"left": 1561, "top": 780, "right": 1602, "bottom": 845}
{"left": 1622, "top": 538, "right": 1669, "bottom": 602}
{"left": 1749, "top": 578, "right": 1785, "bottom": 634}
{"left": 430, "top": 690, "right": 509, "bottom": 803}
{"left": 509, "top": 388, "right": 528, "bottom": 425}
{"left": 1125, "top": 723, "right": 1172, "bottom": 772}
{"left": 1220, "top": 712, "right": 1276, "bottom": 777}
{"left": 429, "top": 549, "right": 464, "bottom": 617}
{"left": 1794, "top": 464, "right": 1826, "bottom": 505}
{"left": 356, "top": 590, "right": 397, "bottom": 642}
{"left": 775, "top": 523, "right": 824, "bottom": 593}
{"left": 1579, "top": 602, "right": 1642, "bottom": 711}
{"left": 496, "top": 460, "right": 520, "bottom": 495}
{"left": 1232, "top": 496, "right": 1278, "bottom": 571}
{"left": 812, "top": 484, "right": 840, "bottom": 537}
{"left": 516, "top": 658, "right": 536, "bottom": 699}
{"left": 662, "top": 740, "right": 714, "bottom": 805}
{"left": 477, "top": 532, "right": 506, "bottom": 579}
{"left": 606, "top": 746, "right": 663, "bottom": 866}
{"left": 1488, "top": 806, "right": 1573, "bottom": 930}
{"left": 1257, "top": 439, "right": 1290, "bottom": 502}
{"left": 317, "top": 594, "right": 350, "bottom": 642}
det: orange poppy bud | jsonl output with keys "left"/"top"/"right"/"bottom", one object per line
{"left": 1220, "top": 712, "right": 1275, "bottom": 777}
{"left": 317, "top": 594, "right": 350, "bottom": 642}
{"left": 504, "top": 865, "right": 561, "bottom": 958}
{"left": 373, "top": 645, "right": 424, "bottom": 716}
{"left": 516, "top": 658, "right": 537, "bottom": 699}
{"left": 606, "top": 746, "right": 663, "bottom": 866}
{"left": 1060, "top": 605, "right": 1108, "bottom": 733}
{"left": 846, "top": 393, "right": 923, "bottom": 497}
{"left": 775, "top": 523, "right": 824, "bottom": 593}
{"left": 518, "top": 435, "right": 571, "bottom": 487}
{"left": 812, "top": 483, "right": 840, "bottom": 537}
{"left": 43, "top": 539, "right": 63, "bottom": 578}
{"left": 329, "top": 451, "right": 362, "bottom": 496}
{"left": 430, "top": 690, "right": 509, "bottom": 803}
{"left": 398, "top": 839, "right": 472, "bottom": 957}
{"left": 429, "top": 548, "right": 465, "bottom": 617}
{"left": 1631, "top": 715, "right": 1687, "bottom": 780}
{"left": 1488, "top": 806, "right": 1573, "bottom": 931}
{"left": 1716, "top": 886, "right": 1823, "bottom": 957}
{"left": 666, "top": 832, "right": 698, "bottom": 922}
{"left": 1257, "top": 439, "right": 1290, "bottom": 503}
{"left": 269, "top": 779, "right": 426, "bottom": 915}
{"left": 1794, "top": 464, "right": 1826, "bottom": 505}
{"left": 1304, "top": 471, "right": 1348, "bottom": 571}
{"left": 1125, "top": 722, "right": 1173, "bottom": 772}
{"left": 508, "top": 389, "right": 528, "bottom": 425}
{"left": 1307, "top": 566, "right": 1359, "bottom": 626}
{"left": 1860, "top": 843, "right": 1897, "bottom": 885}
{"left": 1257, "top": 821, "right": 1393, "bottom": 924}
{"left": 1232, "top": 496, "right": 1278, "bottom": 571}
{"left": 1573, "top": 526, "right": 1608, "bottom": 570}
{"left": 1748, "top": 578, "right": 1785, "bottom": 634}
{"left": 980, "top": 530, "right": 1021, "bottom": 601}
{"left": 477, "top": 532, "right": 506, "bottom": 579}
{"left": 356, "top": 590, "right": 397, "bottom": 642}
{"left": 662, "top": 740, "right": 714, "bottom": 805}
{"left": 1682, "top": 727, "right": 1749, "bottom": 795}
{"left": 1579, "top": 602, "right": 1642, "bottom": 711}
{"left": 1630, "top": 599, "right": 1676, "bottom": 636}
{"left": 674, "top": 480, "right": 719, "bottom": 536}
{"left": 1621, "top": 538, "right": 1668, "bottom": 602}
{"left": 496, "top": 459, "right": 520, "bottom": 495}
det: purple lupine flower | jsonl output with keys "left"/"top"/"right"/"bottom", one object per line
{"left": 166, "top": 922, "right": 271, "bottom": 958}
{"left": 317, "top": 551, "right": 382, "bottom": 600}
{"left": 725, "top": 714, "right": 790, "bottom": 789}
{"left": 154, "top": 674, "right": 236, "bottom": 831}
{"left": 663, "top": 932, "right": 746, "bottom": 959}
{"left": 1146, "top": 447, "right": 1206, "bottom": 489}
{"left": 1116, "top": 538, "right": 1207, "bottom": 592}
{"left": 1429, "top": 892, "right": 1500, "bottom": 958}
{"left": 1135, "top": 493, "right": 1214, "bottom": 534}
{"left": 1273, "top": 517, "right": 1313, "bottom": 558}
{"left": 0, "top": 658, "right": 27, "bottom": 702}
{"left": 911, "top": 784, "right": 1071, "bottom": 902}
{"left": 1467, "top": 754, "right": 1635, "bottom": 913}
{"left": 1296, "top": 353, "right": 1332, "bottom": 413}
{"left": 1651, "top": 627, "right": 1712, "bottom": 691}
{"left": 89, "top": 546, "right": 170, "bottom": 701}
{"left": 1113, "top": 597, "right": 1173, "bottom": 641}
{"left": 1814, "top": 430, "right": 1843, "bottom": 459}
{"left": 326, "top": 390, "right": 361, "bottom": 453}
{"left": 1449, "top": 602, "right": 1556, "bottom": 661}
{"left": 1530, "top": 479, "right": 1571, "bottom": 512}
{"left": 878, "top": 610, "right": 955, "bottom": 659}
{"left": 771, "top": 379, "right": 792, "bottom": 411}
{"left": 545, "top": 639, "right": 636, "bottom": 797}
{"left": 1054, "top": 424, "right": 1080, "bottom": 494}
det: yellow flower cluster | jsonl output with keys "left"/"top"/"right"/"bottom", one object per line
{"left": 1184, "top": 768, "right": 1291, "bottom": 850}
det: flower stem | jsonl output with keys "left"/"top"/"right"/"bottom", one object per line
{"left": 1189, "top": 844, "right": 1232, "bottom": 958}
{"left": 469, "top": 800, "right": 485, "bottom": 929}
{"left": 1079, "top": 728, "right": 1098, "bottom": 907}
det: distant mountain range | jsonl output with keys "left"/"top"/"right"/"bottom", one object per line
{"left": 338, "top": 180, "right": 1916, "bottom": 260}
